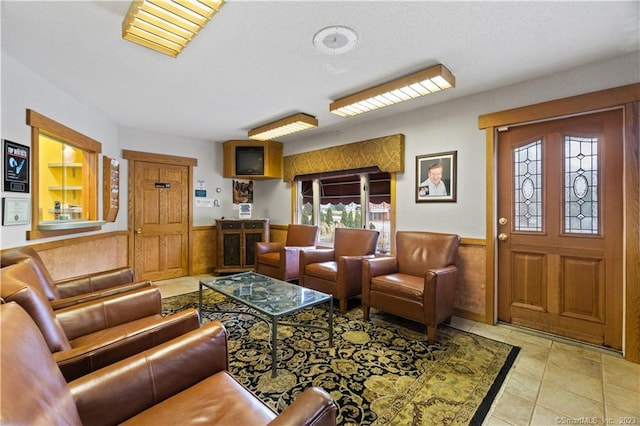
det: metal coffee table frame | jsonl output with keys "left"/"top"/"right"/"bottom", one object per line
{"left": 199, "top": 272, "right": 333, "bottom": 377}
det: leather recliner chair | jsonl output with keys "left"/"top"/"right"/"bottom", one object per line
{"left": 255, "top": 224, "right": 319, "bottom": 281}
{"left": 0, "top": 301, "right": 337, "bottom": 426}
{"left": 362, "top": 231, "right": 461, "bottom": 344}
{"left": 299, "top": 227, "right": 379, "bottom": 314}
{"left": 1, "top": 246, "right": 149, "bottom": 309}
{"left": 1, "top": 262, "right": 200, "bottom": 381}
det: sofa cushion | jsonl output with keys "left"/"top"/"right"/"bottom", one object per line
{"left": 371, "top": 273, "right": 424, "bottom": 302}
{"left": 121, "top": 371, "right": 276, "bottom": 425}
{"left": 304, "top": 261, "right": 337, "bottom": 281}
{"left": 257, "top": 251, "right": 281, "bottom": 266}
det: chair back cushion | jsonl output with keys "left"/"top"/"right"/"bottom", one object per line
{"left": 396, "top": 231, "right": 460, "bottom": 276}
{"left": 285, "top": 224, "right": 319, "bottom": 247}
{"left": 1, "top": 246, "right": 61, "bottom": 300}
{"left": 0, "top": 302, "right": 81, "bottom": 425}
{"left": 333, "top": 228, "right": 379, "bottom": 259}
{"left": 0, "top": 264, "right": 71, "bottom": 352}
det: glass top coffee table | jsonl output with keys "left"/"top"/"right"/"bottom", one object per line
{"left": 199, "top": 272, "right": 333, "bottom": 377}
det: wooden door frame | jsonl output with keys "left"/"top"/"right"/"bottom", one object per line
{"left": 478, "top": 83, "right": 640, "bottom": 363}
{"left": 122, "top": 150, "right": 197, "bottom": 278}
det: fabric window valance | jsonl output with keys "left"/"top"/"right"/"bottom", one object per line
{"left": 282, "top": 134, "right": 404, "bottom": 182}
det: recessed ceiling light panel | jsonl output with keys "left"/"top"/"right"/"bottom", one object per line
{"left": 313, "top": 26, "right": 358, "bottom": 55}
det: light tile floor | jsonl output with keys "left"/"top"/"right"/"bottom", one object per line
{"left": 155, "top": 275, "right": 640, "bottom": 426}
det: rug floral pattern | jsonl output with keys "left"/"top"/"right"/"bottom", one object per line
{"left": 163, "top": 289, "right": 519, "bottom": 425}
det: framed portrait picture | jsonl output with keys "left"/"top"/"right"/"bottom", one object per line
{"left": 416, "top": 151, "right": 457, "bottom": 202}
{"left": 3, "top": 139, "right": 30, "bottom": 193}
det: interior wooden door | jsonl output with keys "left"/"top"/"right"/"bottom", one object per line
{"left": 497, "top": 109, "right": 623, "bottom": 350}
{"left": 133, "top": 160, "right": 189, "bottom": 281}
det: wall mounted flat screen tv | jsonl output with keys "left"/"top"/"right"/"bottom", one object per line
{"left": 235, "top": 146, "right": 264, "bottom": 175}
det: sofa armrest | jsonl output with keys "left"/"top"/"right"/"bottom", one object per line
{"left": 56, "top": 267, "right": 135, "bottom": 298}
{"left": 299, "top": 249, "right": 335, "bottom": 266}
{"left": 423, "top": 265, "right": 458, "bottom": 323}
{"left": 282, "top": 246, "right": 315, "bottom": 265}
{"left": 337, "top": 255, "right": 375, "bottom": 299}
{"left": 361, "top": 256, "right": 398, "bottom": 302}
{"left": 268, "top": 387, "right": 337, "bottom": 426}
{"left": 50, "top": 281, "right": 152, "bottom": 310}
{"left": 55, "top": 286, "right": 162, "bottom": 340}
{"left": 256, "top": 242, "right": 284, "bottom": 256}
{"left": 69, "top": 320, "right": 228, "bottom": 425}
{"left": 55, "top": 308, "right": 202, "bottom": 381}
{"left": 363, "top": 256, "right": 398, "bottom": 278}
{"left": 425, "top": 265, "right": 458, "bottom": 285}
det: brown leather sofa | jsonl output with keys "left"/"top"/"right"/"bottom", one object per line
{"left": 299, "top": 227, "right": 379, "bottom": 313}
{"left": 255, "top": 224, "right": 319, "bottom": 281}
{"left": 1, "top": 262, "right": 200, "bottom": 381}
{"left": 362, "top": 231, "right": 461, "bottom": 344}
{"left": 1, "top": 301, "right": 337, "bottom": 425}
{"left": 1, "top": 246, "right": 149, "bottom": 309}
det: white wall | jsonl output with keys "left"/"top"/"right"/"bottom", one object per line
{"left": 264, "top": 51, "right": 639, "bottom": 238}
{"left": 2, "top": 49, "right": 638, "bottom": 249}
{"left": 1, "top": 53, "right": 125, "bottom": 249}
{"left": 117, "top": 126, "right": 223, "bottom": 226}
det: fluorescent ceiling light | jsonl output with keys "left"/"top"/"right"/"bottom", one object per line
{"left": 248, "top": 113, "right": 318, "bottom": 141}
{"left": 330, "top": 64, "right": 456, "bottom": 117}
{"left": 122, "top": 0, "right": 225, "bottom": 57}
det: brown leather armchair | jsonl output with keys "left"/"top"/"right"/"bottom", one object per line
{"left": 299, "top": 227, "right": 379, "bottom": 314}
{"left": 255, "top": 224, "right": 319, "bottom": 281}
{"left": 1, "top": 246, "right": 149, "bottom": 309}
{"left": 362, "top": 231, "right": 460, "bottom": 344}
{"left": 1, "top": 301, "right": 337, "bottom": 426}
{"left": 1, "top": 262, "right": 200, "bottom": 381}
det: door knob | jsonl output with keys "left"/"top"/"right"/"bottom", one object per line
{"left": 498, "top": 233, "right": 508, "bottom": 241}
{"left": 135, "top": 228, "right": 142, "bottom": 234}
{"left": 498, "top": 217, "right": 508, "bottom": 226}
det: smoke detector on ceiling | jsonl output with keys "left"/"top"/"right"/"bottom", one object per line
{"left": 313, "top": 26, "right": 358, "bottom": 55}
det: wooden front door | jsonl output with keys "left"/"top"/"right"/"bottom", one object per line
{"left": 133, "top": 160, "right": 189, "bottom": 281}
{"left": 497, "top": 109, "right": 623, "bottom": 350}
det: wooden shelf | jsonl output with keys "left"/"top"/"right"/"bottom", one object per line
{"left": 48, "top": 186, "right": 83, "bottom": 191}
{"left": 48, "top": 162, "right": 82, "bottom": 168}
{"left": 222, "top": 140, "right": 283, "bottom": 180}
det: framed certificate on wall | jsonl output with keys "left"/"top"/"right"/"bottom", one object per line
{"left": 2, "top": 197, "right": 30, "bottom": 225}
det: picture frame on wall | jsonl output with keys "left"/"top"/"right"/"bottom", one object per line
{"left": 3, "top": 139, "right": 30, "bottom": 193}
{"left": 416, "top": 151, "right": 457, "bottom": 202}
{"left": 2, "top": 197, "right": 30, "bottom": 225}
{"left": 238, "top": 203, "right": 252, "bottom": 219}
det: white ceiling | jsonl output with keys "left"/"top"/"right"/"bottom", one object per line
{"left": 2, "top": 1, "right": 638, "bottom": 143}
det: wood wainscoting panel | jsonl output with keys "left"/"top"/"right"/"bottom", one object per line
{"left": 190, "top": 225, "right": 216, "bottom": 275}
{"left": 454, "top": 239, "right": 487, "bottom": 322}
{"left": 35, "top": 231, "right": 129, "bottom": 281}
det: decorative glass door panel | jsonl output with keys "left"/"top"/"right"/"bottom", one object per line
{"left": 497, "top": 110, "right": 623, "bottom": 350}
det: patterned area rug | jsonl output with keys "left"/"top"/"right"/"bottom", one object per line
{"left": 163, "top": 290, "right": 519, "bottom": 425}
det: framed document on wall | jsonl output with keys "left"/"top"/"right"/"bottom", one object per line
{"left": 2, "top": 197, "right": 30, "bottom": 225}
